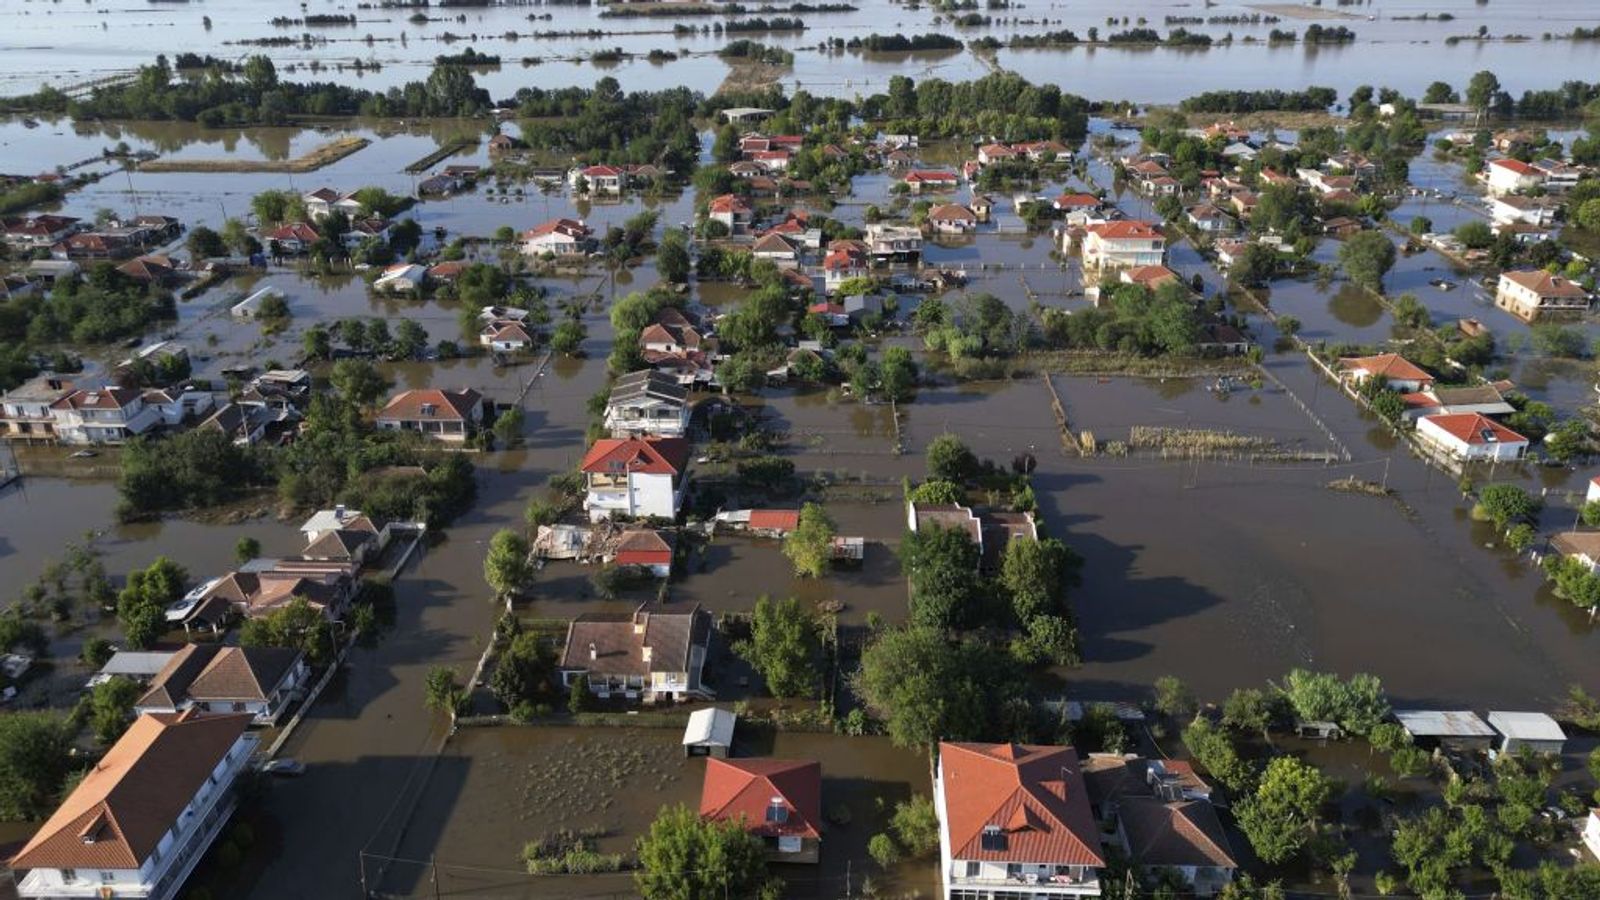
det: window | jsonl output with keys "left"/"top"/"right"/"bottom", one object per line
{"left": 232, "top": 702, "right": 247, "bottom": 713}
{"left": 61, "top": 869, "right": 78, "bottom": 884}
{"left": 1005, "top": 863, "right": 1022, "bottom": 879}
{"left": 980, "top": 825, "right": 1007, "bottom": 852}
{"left": 965, "top": 861, "right": 980, "bottom": 878}
{"left": 100, "top": 872, "right": 116, "bottom": 883}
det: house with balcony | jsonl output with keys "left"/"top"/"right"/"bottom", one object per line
{"left": 822, "top": 242, "right": 870, "bottom": 294}
{"left": 1484, "top": 158, "right": 1544, "bottom": 196}
{"left": 1080, "top": 221, "right": 1165, "bottom": 271}
{"left": 707, "top": 194, "right": 753, "bottom": 234}
{"left": 559, "top": 601, "right": 711, "bottom": 701}
{"left": 935, "top": 742, "right": 1105, "bottom": 899}
{"left": 581, "top": 436, "right": 691, "bottom": 521}
{"left": 0, "top": 374, "right": 74, "bottom": 443}
{"left": 864, "top": 224, "right": 922, "bottom": 263}
{"left": 133, "top": 644, "right": 309, "bottom": 727}
{"left": 8, "top": 710, "right": 257, "bottom": 900}
{"left": 604, "top": 370, "right": 691, "bottom": 438}
{"left": 1494, "top": 270, "right": 1591, "bottom": 321}
{"left": 374, "top": 388, "right": 483, "bottom": 442}
{"left": 49, "top": 386, "right": 162, "bottom": 445}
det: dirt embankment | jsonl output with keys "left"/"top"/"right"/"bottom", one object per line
{"left": 138, "top": 136, "right": 370, "bottom": 173}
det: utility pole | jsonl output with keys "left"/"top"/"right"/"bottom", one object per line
{"left": 1381, "top": 456, "right": 1391, "bottom": 492}
{"left": 431, "top": 855, "right": 441, "bottom": 900}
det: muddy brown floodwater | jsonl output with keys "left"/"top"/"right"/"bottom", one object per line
{"left": 375, "top": 725, "right": 934, "bottom": 899}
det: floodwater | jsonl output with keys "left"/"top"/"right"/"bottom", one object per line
{"left": 375, "top": 724, "right": 934, "bottom": 898}
{"left": 5, "top": 0, "right": 1600, "bottom": 102}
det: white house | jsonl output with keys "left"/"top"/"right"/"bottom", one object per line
{"left": 1484, "top": 158, "right": 1544, "bottom": 196}
{"left": 480, "top": 319, "right": 535, "bottom": 352}
{"left": 604, "top": 370, "right": 691, "bottom": 438}
{"left": 1081, "top": 221, "right": 1166, "bottom": 271}
{"left": 928, "top": 204, "right": 979, "bottom": 235}
{"left": 521, "top": 218, "right": 594, "bottom": 256}
{"left": 8, "top": 711, "right": 258, "bottom": 900}
{"left": 580, "top": 436, "right": 691, "bottom": 521}
{"left": 1117, "top": 798, "right": 1236, "bottom": 897}
{"left": 372, "top": 263, "right": 426, "bottom": 294}
{"left": 571, "top": 164, "right": 623, "bottom": 193}
{"left": 934, "top": 742, "right": 1105, "bottom": 899}
{"left": 1488, "top": 195, "right": 1560, "bottom": 228}
{"left": 133, "top": 644, "right": 310, "bottom": 727}
{"left": 1415, "top": 412, "right": 1528, "bottom": 462}
{"left": 1494, "top": 270, "right": 1591, "bottom": 321}
{"left": 1582, "top": 810, "right": 1600, "bottom": 862}
{"left": 374, "top": 388, "right": 484, "bottom": 442}
{"left": 1336, "top": 353, "right": 1434, "bottom": 393}
{"left": 48, "top": 386, "right": 162, "bottom": 445}
{"left": 707, "top": 194, "right": 753, "bottom": 234}
{"left": 864, "top": 224, "right": 922, "bottom": 262}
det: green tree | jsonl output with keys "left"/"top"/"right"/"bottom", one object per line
{"left": 550, "top": 320, "right": 586, "bottom": 355}
{"left": 926, "top": 433, "right": 978, "bottom": 483}
{"left": 1183, "top": 718, "right": 1256, "bottom": 793}
{"left": 1577, "top": 198, "right": 1600, "bottom": 232}
{"left": 88, "top": 676, "right": 141, "bottom": 745}
{"left": 880, "top": 345, "right": 918, "bottom": 401}
{"left": 1000, "top": 537, "right": 1079, "bottom": 624}
{"left": 1222, "top": 687, "right": 1280, "bottom": 741}
{"left": 1235, "top": 756, "right": 1334, "bottom": 864}
{"left": 185, "top": 225, "right": 227, "bottom": 260}
{"left": 392, "top": 319, "right": 428, "bottom": 360}
{"left": 489, "top": 632, "right": 555, "bottom": 709}
{"left": 329, "top": 358, "right": 388, "bottom": 407}
{"left": 854, "top": 627, "right": 1021, "bottom": 748}
{"left": 889, "top": 794, "right": 940, "bottom": 855}
{"left": 424, "top": 666, "right": 466, "bottom": 715}
{"left": 736, "top": 596, "right": 821, "bottom": 699}
{"left": 0, "top": 713, "right": 74, "bottom": 820}
{"left": 1279, "top": 669, "right": 1389, "bottom": 736}
{"left": 1338, "top": 231, "right": 1397, "bottom": 292}
{"left": 906, "top": 479, "right": 965, "bottom": 506}
{"left": 1228, "top": 242, "right": 1279, "bottom": 288}
{"left": 484, "top": 529, "right": 532, "bottom": 601}
{"left": 568, "top": 673, "right": 590, "bottom": 714}
{"left": 656, "top": 230, "right": 691, "bottom": 284}
{"left": 1473, "top": 483, "right": 1540, "bottom": 530}
{"left": 900, "top": 525, "right": 982, "bottom": 631}
{"left": 116, "top": 556, "right": 187, "bottom": 649}
{"left": 235, "top": 536, "right": 260, "bottom": 564}
{"left": 239, "top": 596, "right": 335, "bottom": 664}
{"left": 783, "top": 503, "right": 836, "bottom": 578}
{"left": 302, "top": 326, "right": 332, "bottom": 362}
{"left": 635, "top": 804, "right": 775, "bottom": 900}
{"left": 1153, "top": 675, "right": 1196, "bottom": 721}
{"left": 1466, "top": 69, "right": 1501, "bottom": 115}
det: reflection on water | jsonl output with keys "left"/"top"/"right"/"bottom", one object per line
{"left": 1328, "top": 284, "right": 1385, "bottom": 329}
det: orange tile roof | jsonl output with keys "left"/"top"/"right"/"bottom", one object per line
{"left": 1491, "top": 158, "right": 1539, "bottom": 176}
{"left": 580, "top": 437, "right": 690, "bottom": 476}
{"left": 700, "top": 758, "right": 822, "bottom": 840}
{"left": 748, "top": 509, "right": 802, "bottom": 532}
{"left": 1420, "top": 412, "right": 1527, "bottom": 446}
{"left": 1337, "top": 353, "right": 1432, "bottom": 384}
{"left": 613, "top": 529, "right": 674, "bottom": 566}
{"left": 1500, "top": 270, "right": 1589, "bottom": 299}
{"left": 10, "top": 711, "right": 251, "bottom": 871}
{"left": 1087, "top": 220, "right": 1162, "bottom": 240}
{"left": 376, "top": 388, "right": 482, "bottom": 423}
{"left": 939, "top": 742, "right": 1104, "bottom": 866}
{"left": 708, "top": 194, "right": 751, "bottom": 214}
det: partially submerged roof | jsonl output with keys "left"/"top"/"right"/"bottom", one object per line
{"left": 1486, "top": 711, "right": 1565, "bottom": 742}
{"left": 683, "top": 707, "right": 737, "bottom": 748}
{"left": 1393, "top": 709, "right": 1494, "bottom": 739}
{"left": 9, "top": 711, "right": 251, "bottom": 870}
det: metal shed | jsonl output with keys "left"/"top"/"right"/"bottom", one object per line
{"left": 683, "top": 707, "right": 736, "bottom": 758}
{"left": 1487, "top": 711, "right": 1566, "bottom": 756}
{"left": 1393, "top": 710, "right": 1496, "bottom": 752}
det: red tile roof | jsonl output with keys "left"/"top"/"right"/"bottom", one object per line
{"left": 613, "top": 529, "right": 674, "bottom": 567}
{"left": 905, "top": 170, "right": 958, "bottom": 183}
{"left": 1420, "top": 412, "right": 1528, "bottom": 446}
{"left": 522, "top": 217, "right": 591, "bottom": 240}
{"left": 1054, "top": 193, "right": 1100, "bottom": 209}
{"left": 376, "top": 388, "right": 482, "bottom": 422}
{"left": 1087, "top": 220, "right": 1162, "bottom": 241}
{"left": 1337, "top": 353, "right": 1432, "bottom": 384}
{"left": 708, "top": 194, "right": 751, "bottom": 215}
{"left": 700, "top": 758, "right": 822, "bottom": 840}
{"left": 748, "top": 509, "right": 802, "bottom": 532}
{"left": 1491, "top": 158, "right": 1539, "bottom": 176}
{"left": 939, "top": 742, "right": 1104, "bottom": 866}
{"left": 1500, "top": 269, "right": 1589, "bottom": 299}
{"left": 581, "top": 437, "right": 690, "bottom": 476}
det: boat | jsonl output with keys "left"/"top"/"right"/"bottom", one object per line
{"left": 1430, "top": 278, "right": 1456, "bottom": 291}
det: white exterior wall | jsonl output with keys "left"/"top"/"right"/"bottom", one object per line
{"left": 1415, "top": 418, "right": 1526, "bottom": 462}
{"left": 586, "top": 471, "right": 679, "bottom": 521}
{"left": 17, "top": 732, "right": 258, "bottom": 900}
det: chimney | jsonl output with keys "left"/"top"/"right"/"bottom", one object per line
{"left": 334, "top": 504, "right": 346, "bottom": 522}
{"left": 588, "top": 641, "right": 597, "bottom": 661}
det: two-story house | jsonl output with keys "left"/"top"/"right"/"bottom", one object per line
{"left": 559, "top": 601, "right": 712, "bottom": 701}
{"left": 0, "top": 374, "right": 74, "bottom": 442}
{"left": 8, "top": 711, "right": 257, "bottom": 900}
{"left": 1495, "top": 270, "right": 1592, "bottom": 321}
{"left": 521, "top": 218, "right": 594, "bottom": 257}
{"left": 580, "top": 436, "right": 690, "bottom": 521}
{"left": 1081, "top": 221, "right": 1166, "bottom": 271}
{"left": 604, "top": 370, "right": 691, "bottom": 438}
{"left": 133, "top": 644, "right": 310, "bottom": 727}
{"left": 707, "top": 194, "right": 753, "bottom": 234}
{"left": 49, "top": 386, "right": 162, "bottom": 445}
{"left": 864, "top": 224, "right": 923, "bottom": 262}
{"left": 935, "top": 742, "right": 1105, "bottom": 899}
{"left": 375, "top": 388, "right": 484, "bottom": 442}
